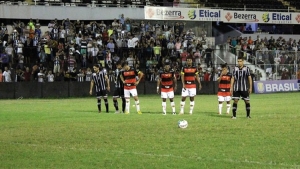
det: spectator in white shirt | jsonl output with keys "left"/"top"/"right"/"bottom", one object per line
{"left": 37, "top": 69, "right": 45, "bottom": 82}
{"left": 112, "top": 19, "right": 119, "bottom": 30}
{"left": 2, "top": 66, "right": 12, "bottom": 82}
{"left": 127, "top": 36, "right": 136, "bottom": 48}
{"left": 5, "top": 44, "right": 13, "bottom": 64}
{"left": 47, "top": 71, "right": 54, "bottom": 82}
{"left": 48, "top": 20, "right": 55, "bottom": 32}
{"left": 91, "top": 44, "right": 99, "bottom": 64}
{"left": 132, "top": 35, "right": 139, "bottom": 47}
{"left": 126, "top": 52, "right": 135, "bottom": 68}
{"left": 59, "top": 26, "right": 66, "bottom": 44}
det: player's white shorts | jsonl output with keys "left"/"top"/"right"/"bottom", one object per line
{"left": 161, "top": 91, "right": 174, "bottom": 99}
{"left": 218, "top": 96, "right": 231, "bottom": 102}
{"left": 181, "top": 88, "right": 196, "bottom": 97}
{"left": 124, "top": 89, "right": 138, "bottom": 98}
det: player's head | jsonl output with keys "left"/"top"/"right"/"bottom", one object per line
{"left": 164, "top": 61, "right": 171, "bottom": 71}
{"left": 237, "top": 56, "right": 244, "bottom": 68}
{"left": 221, "top": 63, "right": 228, "bottom": 73}
{"left": 221, "top": 63, "right": 227, "bottom": 69}
{"left": 93, "top": 64, "right": 100, "bottom": 72}
{"left": 116, "top": 61, "right": 122, "bottom": 70}
{"left": 122, "top": 61, "right": 130, "bottom": 71}
{"left": 98, "top": 63, "right": 104, "bottom": 70}
{"left": 186, "top": 56, "right": 193, "bottom": 67}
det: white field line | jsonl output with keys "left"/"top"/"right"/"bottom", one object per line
{"left": 1, "top": 141, "right": 300, "bottom": 168}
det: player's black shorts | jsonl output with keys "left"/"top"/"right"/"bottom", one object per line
{"left": 96, "top": 90, "right": 108, "bottom": 98}
{"left": 113, "top": 88, "right": 124, "bottom": 98}
{"left": 232, "top": 91, "right": 250, "bottom": 101}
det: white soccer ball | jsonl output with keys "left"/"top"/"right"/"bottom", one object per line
{"left": 178, "top": 120, "right": 188, "bottom": 129}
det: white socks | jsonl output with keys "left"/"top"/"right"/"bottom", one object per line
{"left": 180, "top": 101, "right": 185, "bottom": 113}
{"left": 135, "top": 100, "right": 140, "bottom": 112}
{"left": 171, "top": 101, "right": 175, "bottom": 113}
{"left": 181, "top": 101, "right": 195, "bottom": 114}
{"left": 226, "top": 104, "right": 231, "bottom": 114}
{"left": 161, "top": 101, "right": 176, "bottom": 114}
{"left": 189, "top": 101, "right": 195, "bottom": 114}
{"left": 219, "top": 103, "right": 223, "bottom": 114}
{"left": 219, "top": 103, "right": 231, "bottom": 114}
{"left": 125, "top": 99, "right": 130, "bottom": 113}
{"left": 162, "top": 102, "right": 166, "bottom": 114}
{"left": 125, "top": 99, "right": 140, "bottom": 113}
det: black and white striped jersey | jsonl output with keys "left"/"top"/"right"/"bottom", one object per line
{"left": 92, "top": 70, "right": 107, "bottom": 92}
{"left": 232, "top": 66, "right": 251, "bottom": 91}
{"left": 114, "top": 69, "right": 124, "bottom": 89}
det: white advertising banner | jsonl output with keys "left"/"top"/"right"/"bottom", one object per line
{"left": 198, "top": 9, "right": 222, "bottom": 21}
{"left": 144, "top": 6, "right": 300, "bottom": 24}
{"left": 144, "top": 6, "right": 222, "bottom": 21}
{"left": 223, "top": 10, "right": 300, "bottom": 24}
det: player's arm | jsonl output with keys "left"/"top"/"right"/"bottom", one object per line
{"left": 173, "top": 73, "right": 177, "bottom": 91}
{"left": 217, "top": 76, "right": 222, "bottom": 83}
{"left": 181, "top": 71, "right": 185, "bottom": 89}
{"left": 156, "top": 76, "right": 161, "bottom": 94}
{"left": 217, "top": 71, "right": 223, "bottom": 83}
{"left": 135, "top": 71, "right": 144, "bottom": 85}
{"left": 248, "top": 75, "right": 252, "bottom": 94}
{"left": 89, "top": 80, "right": 94, "bottom": 95}
{"left": 104, "top": 74, "right": 110, "bottom": 92}
{"left": 230, "top": 76, "right": 235, "bottom": 95}
{"left": 120, "top": 74, "right": 125, "bottom": 83}
{"left": 195, "top": 72, "right": 202, "bottom": 90}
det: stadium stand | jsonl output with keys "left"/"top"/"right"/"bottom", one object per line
{"left": 0, "top": 0, "right": 299, "bottom": 84}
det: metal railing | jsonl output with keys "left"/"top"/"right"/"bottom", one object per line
{"left": 255, "top": 50, "right": 299, "bottom": 81}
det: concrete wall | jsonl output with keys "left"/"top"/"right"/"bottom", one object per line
{"left": 0, "top": 81, "right": 219, "bottom": 99}
{"left": 0, "top": 5, "right": 144, "bottom": 20}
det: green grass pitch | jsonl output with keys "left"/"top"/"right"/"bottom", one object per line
{"left": 0, "top": 93, "right": 300, "bottom": 169}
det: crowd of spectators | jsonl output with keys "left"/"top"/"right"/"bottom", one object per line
{"left": 226, "top": 35, "right": 300, "bottom": 80}
{"left": 0, "top": 15, "right": 214, "bottom": 83}
{"left": 1, "top": 15, "right": 300, "bottom": 83}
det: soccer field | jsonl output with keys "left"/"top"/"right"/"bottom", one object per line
{"left": 1, "top": 93, "right": 300, "bottom": 169}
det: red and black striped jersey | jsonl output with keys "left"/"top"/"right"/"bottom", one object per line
{"left": 181, "top": 66, "right": 198, "bottom": 88}
{"left": 122, "top": 68, "right": 140, "bottom": 90}
{"left": 218, "top": 73, "right": 232, "bottom": 96}
{"left": 159, "top": 70, "right": 175, "bottom": 92}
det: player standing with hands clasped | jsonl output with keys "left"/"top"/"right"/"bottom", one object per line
{"left": 157, "top": 61, "right": 177, "bottom": 115}
{"left": 89, "top": 64, "right": 110, "bottom": 113}
{"left": 217, "top": 63, "right": 232, "bottom": 115}
{"left": 179, "top": 56, "right": 202, "bottom": 115}
{"left": 120, "top": 62, "right": 144, "bottom": 114}
{"left": 230, "top": 56, "right": 252, "bottom": 119}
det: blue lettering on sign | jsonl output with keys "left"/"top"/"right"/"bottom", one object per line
{"left": 265, "top": 83, "right": 298, "bottom": 92}
{"left": 255, "top": 80, "right": 299, "bottom": 93}
{"left": 272, "top": 13, "right": 292, "bottom": 20}
{"left": 199, "top": 10, "right": 220, "bottom": 17}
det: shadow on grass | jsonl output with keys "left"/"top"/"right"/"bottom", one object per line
{"left": 72, "top": 110, "right": 101, "bottom": 113}
{"left": 202, "top": 111, "right": 231, "bottom": 118}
